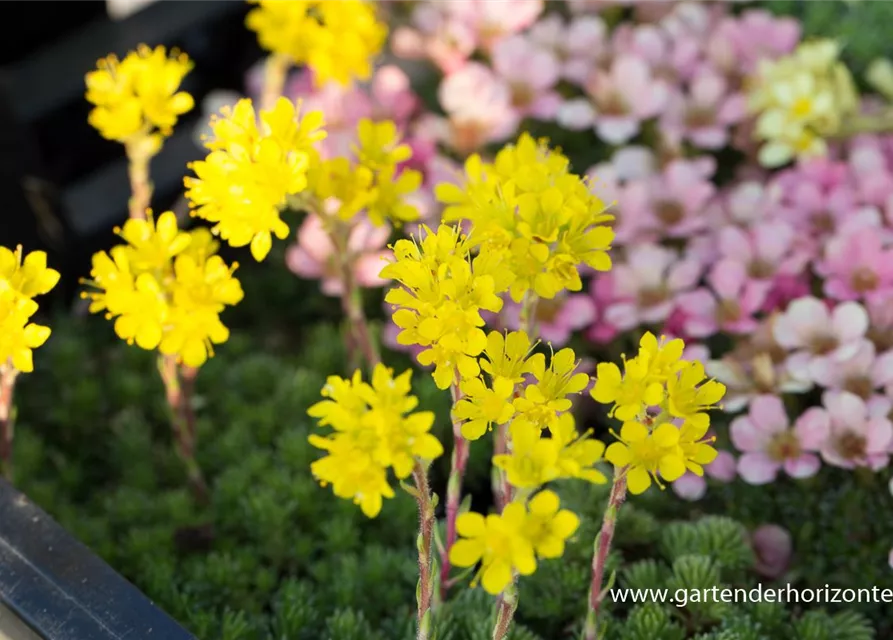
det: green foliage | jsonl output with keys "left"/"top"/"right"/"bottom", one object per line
{"left": 760, "top": 0, "right": 893, "bottom": 82}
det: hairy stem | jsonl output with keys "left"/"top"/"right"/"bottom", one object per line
{"left": 492, "top": 579, "right": 519, "bottom": 640}
{"left": 0, "top": 367, "right": 18, "bottom": 482}
{"left": 440, "top": 378, "right": 469, "bottom": 599}
{"left": 413, "top": 463, "right": 437, "bottom": 640}
{"left": 125, "top": 142, "right": 152, "bottom": 220}
{"left": 260, "top": 53, "right": 291, "bottom": 111}
{"left": 584, "top": 472, "right": 628, "bottom": 640}
{"left": 158, "top": 355, "right": 208, "bottom": 504}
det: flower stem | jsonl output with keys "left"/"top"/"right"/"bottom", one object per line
{"left": 0, "top": 367, "right": 18, "bottom": 482}
{"left": 584, "top": 471, "right": 628, "bottom": 640}
{"left": 440, "top": 378, "right": 469, "bottom": 599}
{"left": 158, "top": 355, "right": 208, "bottom": 504}
{"left": 332, "top": 225, "right": 380, "bottom": 370}
{"left": 125, "top": 141, "right": 153, "bottom": 220}
{"left": 492, "top": 579, "right": 519, "bottom": 640}
{"left": 413, "top": 462, "right": 437, "bottom": 640}
{"left": 260, "top": 53, "right": 291, "bottom": 111}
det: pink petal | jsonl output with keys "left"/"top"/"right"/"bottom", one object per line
{"left": 705, "top": 450, "right": 737, "bottom": 482}
{"left": 783, "top": 453, "right": 821, "bottom": 479}
{"left": 866, "top": 416, "right": 893, "bottom": 453}
{"left": 748, "top": 395, "right": 790, "bottom": 434}
{"left": 794, "top": 407, "right": 831, "bottom": 450}
{"left": 730, "top": 416, "right": 768, "bottom": 453}
{"left": 738, "top": 452, "right": 781, "bottom": 484}
{"left": 672, "top": 472, "right": 707, "bottom": 501}
{"left": 832, "top": 301, "right": 869, "bottom": 343}
{"left": 285, "top": 246, "right": 323, "bottom": 279}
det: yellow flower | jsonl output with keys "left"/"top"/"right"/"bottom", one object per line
{"left": 366, "top": 166, "right": 422, "bottom": 227}
{"left": 454, "top": 376, "right": 516, "bottom": 440}
{"left": 591, "top": 356, "right": 663, "bottom": 421}
{"left": 307, "top": 365, "right": 442, "bottom": 516}
{"left": 747, "top": 39, "right": 858, "bottom": 167}
{"left": 666, "top": 361, "right": 726, "bottom": 429}
{"left": 523, "top": 490, "right": 580, "bottom": 558}
{"left": 85, "top": 44, "right": 194, "bottom": 143}
{"left": 449, "top": 504, "right": 536, "bottom": 595}
{"left": 638, "top": 332, "right": 687, "bottom": 384}
{"left": 382, "top": 225, "right": 510, "bottom": 389}
{"left": 437, "top": 133, "right": 613, "bottom": 303}
{"left": 82, "top": 214, "right": 241, "bottom": 364}
{"left": 0, "top": 246, "right": 60, "bottom": 300}
{"left": 246, "top": 0, "right": 387, "bottom": 86}
{"left": 185, "top": 97, "right": 326, "bottom": 261}
{"left": 307, "top": 157, "right": 374, "bottom": 222}
{"left": 354, "top": 119, "right": 412, "bottom": 171}
{"left": 0, "top": 292, "right": 51, "bottom": 373}
{"left": 115, "top": 211, "right": 192, "bottom": 273}
{"left": 493, "top": 414, "right": 607, "bottom": 488}
{"left": 678, "top": 419, "right": 718, "bottom": 476}
{"left": 604, "top": 422, "right": 686, "bottom": 494}
{"left": 513, "top": 347, "right": 589, "bottom": 429}
{"left": 480, "top": 330, "right": 541, "bottom": 386}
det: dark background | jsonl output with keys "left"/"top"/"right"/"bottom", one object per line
{"left": 0, "top": 1, "right": 259, "bottom": 304}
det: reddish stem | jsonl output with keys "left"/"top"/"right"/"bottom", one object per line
{"left": 0, "top": 368, "right": 18, "bottom": 482}
{"left": 584, "top": 473, "right": 628, "bottom": 640}
{"left": 439, "top": 379, "right": 468, "bottom": 599}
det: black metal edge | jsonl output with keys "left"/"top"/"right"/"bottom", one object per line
{"left": 0, "top": 479, "right": 196, "bottom": 640}
{"left": 2, "top": 1, "right": 244, "bottom": 123}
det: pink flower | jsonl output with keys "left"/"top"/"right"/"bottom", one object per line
{"left": 819, "top": 391, "right": 893, "bottom": 470}
{"left": 436, "top": 62, "right": 519, "bottom": 154}
{"left": 446, "top": 0, "right": 544, "bottom": 51}
{"left": 848, "top": 134, "right": 893, "bottom": 207}
{"left": 558, "top": 55, "right": 669, "bottom": 144}
{"left": 286, "top": 214, "right": 391, "bottom": 296}
{"left": 772, "top": 297, "right": 869, "bottom": 383}
{"left": 676, "top": 261, "right": 764, "bottom": 338}
{"left": 500, "top": 293, "right": 596, "bottom": 347}
{"left": 706, "top": 10, "right": 800, "bottom": 77}
{"left": 660, "top": 67, "right": 747, "bottom": 149}
{"left": 717, "top": 220, "right": 806, "bottom": 284}
{"left": 491, "top": 35, "right": 562, "bottom": 119}
{"left": 602, "top": 244, "right": 702, "bottom": 331}
{"left": 867, "top": 292, "right": 893, "bottom": 352}
{"left": 817, "top": 227, "right": 893, "bottom": 302}
{"left": 752, "top": 524, "right": 793, "bottom": 580}
{"left": 393, "top": 4, "right": 476, "bottom": 73}
{"left": 716, "top": 180, "right": 783, "bottom": 227}
{"left": 369, "top": 65, "right": 419, "bottom": 126}
{"left": 529, "top": 14, "right": 607, "bottom": 85}
{"left": 811, "top": 339, "right": 893, "bottom": 406}
{"left": 621, "top": 157, "right": 716, "bottom": 240}
{"left": 586, "top": 274, "right": 621, "bottom": 345}
{"left": 707, "top": 319, "right": 811, "bottom": 413}
{"left": 731, "top": 395, "right": 829, "bottom": 484}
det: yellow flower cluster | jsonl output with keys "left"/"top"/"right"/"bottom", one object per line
{"left": 307, "top": 119, "right": 421, "bottom": 227}
{"left": 748, "top": 39, "right": 858, "bottom": 167}
{"left": 307, "top": 364, "right": 443, "bottom": 518}
{"left": 591, "top": 333, "right": 725, "bottom": 494}
{"left": 85, "top": 44, "right": 194, "bottom": 149}
{"left": 436, "top": 133, "right": 614, "bottom": 303}
{"left": 246, "top": 0, "right": 387, "bottom": 86}
{"left": 381, "top": 225, "right": 513, "bottom": 389}
{"left": 184, "top": 97, "right": 326, "bottom": 261}
{"left": 81, "top": 212, "right": 243, "bottom": 367}
{"left": 0, "top": 247, "right": 59, "bottom": 373}
{"left": 450, "top": 489, "right": 579, "bottom": 595}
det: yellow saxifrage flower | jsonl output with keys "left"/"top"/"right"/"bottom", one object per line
{"left": 185, "top": 97, "right": 326, "bottom": 261}
{"left": 0, "top": 246, "right": 60, "bottom": 373}
{"left": 436, "top": 133, "right": 614, "bottom": 303}
{"left": 307, "top": 364, "right": 443, "bottom": 517}
{"left": 85, "top": 44, "right": 194, "bottom": 146}
{"left": 593, "top": 332, "right": 723, "bottom": 494}
{"left": 450, "top": 490, "right": 578, "bottom": 595}
{"left": 747, "top": 39, "right": 858, "bottom": 167}
{"left": 246, "top": 0, "right": 387, "bottom": 86}
{"left": 381, "top": 224, "right": 513, "bottom": 389}
{"left": 82, "top": 212, "right": 243, "bottom": 366}
{"left": 513, "top": 346, "right": 590, "bottom": 430}
{"left": 493, "top": 414, "right": 607, "bottom": 489}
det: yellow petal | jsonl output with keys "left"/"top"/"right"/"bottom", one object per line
{"left": 450, "top": 540, "right": 485, "bottom": 568}
{"left": 626, "top": 467, "right": 652, "bottom": 495}
{"left": 481, "top": 559, "right": 513, "bottom": 595}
